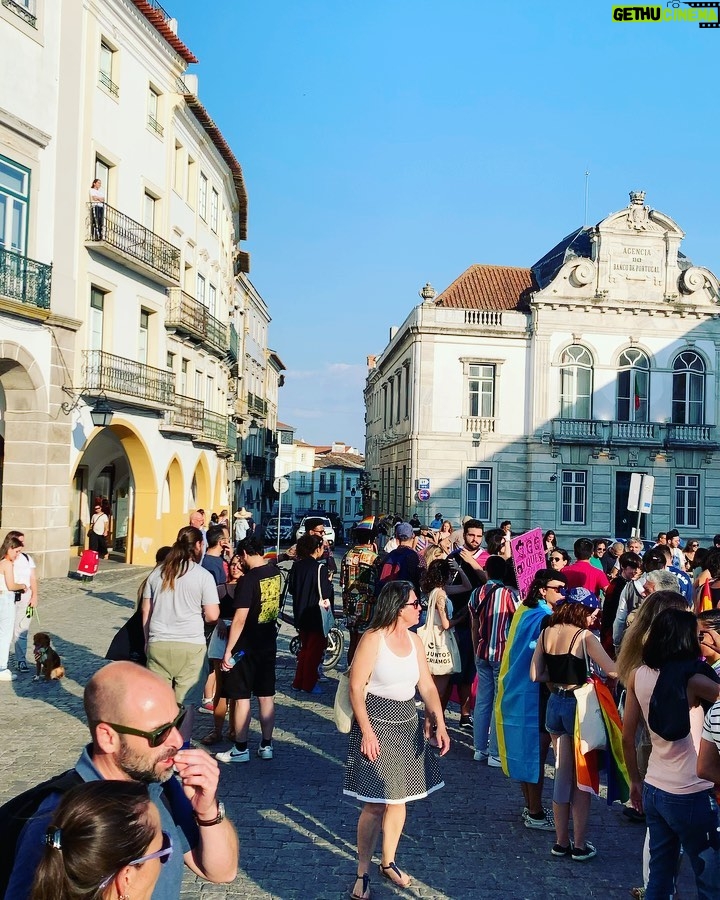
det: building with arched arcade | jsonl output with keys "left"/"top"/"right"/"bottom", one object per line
{"left": 0, "top": 1, "right": 275, "bottom": 576}
{"left": 365, "top": 192, "right": 720, "bottom": 544}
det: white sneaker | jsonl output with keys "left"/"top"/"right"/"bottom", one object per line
{"left": 473, "top": 750, "right": 488, "bottom": 761}
{"left": 257, "top": 744, "right": 273, "bottom": 760}
{"left": 0, "top": 669, "right": 18, "bottom": 682}
{"left": 487, "top": 755, "right": 503, "bottom": 767}
{"left": 216, "top": 746, "right": 250, "bottom": 764}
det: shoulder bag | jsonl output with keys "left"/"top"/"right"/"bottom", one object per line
{"left": 417, "top": 589, "right": 461, "bottom": 675}
{"left": 574, "top": 633, "right": 607, "bottom": 753}
{"left": 317, "top": 562, "right": 334, "bottom": 636}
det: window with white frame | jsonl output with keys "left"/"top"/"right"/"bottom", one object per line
{"left": 89, "top": 287, "right": 105, "bottom": 352}
{"left": 210, "top": 188, "right": 218, "bottom": 232}
{"left": 468, "top": 364, "right": 494, "bottom": 419}
{"left": 561, "top": 470, "right": 586, "bottom": 525}
{"left": 94, "top": 157, "right": 111, "bottom": 200}
{"left": 173, "top": 142, "right": 184, "bottom": 193}
{"left": 99, "top": 41, "right": 118, "bottom": 96}
{"left": 617, "top": 348, "right": 649, "bottom": 423}
{"left": 0, "top": 155, "right": 29, "bottom": 253}
{"left": 4, "top": 0, "right": 37, "bottom": 28}
{"left": 208, "top": 283, "right": 217, "bottom": 317}
{"left": 147, "top": 86, "right": 163, "bottom": 136}
{"left": 143, "top": 192, "right": 156, "bottom": 231}
{"left": 206, "top": 375, "right": 214, "bottom": 411}
{"left": 559, "top": 345, "right": 593, "bottom": 419}
{"left": 196, "top": 273, "right": 206, "bottom": 306}
{"left": 676, "top": 474, "right": 699, "bottom": 528}
{"left": 344, "top": 497, "right": 351, "bottom": 515}
{"left": 466, "top": 467, "right": 491, "bottom": 521}
{"left": 317, "top": 500, "right": 326, "bottom": 510}
{"left": 166, "top": 351, "right": 175, "bottom": 371}
{"left": 138, "top": 309, "right": 149, "bottom": 364}
{"left": 198, "top": 172, "right": 208, "bottom": 220}
{"left": 329, "top": 500, "right": 337, "bottom": 513}
{"left": 672, "top": 351, "right": 705, "bottom": 425}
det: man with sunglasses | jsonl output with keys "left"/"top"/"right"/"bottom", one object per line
{"left": 5, "top": 662, "right": 239, "bottom": 899}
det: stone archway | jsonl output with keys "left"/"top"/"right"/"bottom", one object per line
{"left": 161, "top": 455, "right": 184, "bottom": 546}
{"left": 190, "top": 454, "right": 212, "bottom": 516}
{"left": 0, "top": 340, "right": 71, "bottom": 577}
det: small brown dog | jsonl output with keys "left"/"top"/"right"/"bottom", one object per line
{"left": 32, "top": 632, "right": 65, "bottom": 681}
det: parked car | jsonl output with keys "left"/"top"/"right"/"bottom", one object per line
{"left": 295, "top": 515, "right": 336, "bottom": 548}
{"left": 265, "top": 516, "right": 295, "bottom": 545}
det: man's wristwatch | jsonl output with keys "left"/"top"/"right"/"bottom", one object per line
{"left": 194, "top": 802, "right": 225, "bottom": 826}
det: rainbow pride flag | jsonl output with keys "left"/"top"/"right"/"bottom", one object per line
{"left": 574, "top": 678, "right": 630, "bottom": 804}
{"left": 357, "top": 515, "right": 375, "bottom": 530}
{"left": 496, "top": 600, "right": 552, "bottom": 783}
{"left": 263, "top": 550, "right": 278, "bottom": 563}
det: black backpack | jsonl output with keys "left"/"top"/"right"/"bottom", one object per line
{"left": 0, "top": 768, "right": 83, "bottom": 896}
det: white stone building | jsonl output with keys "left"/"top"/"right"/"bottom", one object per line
{"left": 0, "top": 0, "right": 257, "bottom": 574}
{"left": 365, "top": 192, "right": 720, "bottom": 544}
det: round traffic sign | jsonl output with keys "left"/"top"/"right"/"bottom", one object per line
{"left": 273, "top": 476, "right": 289, "bottom": 494}
{"left": 417, "top": 488, "right": 431, "bottom": 502}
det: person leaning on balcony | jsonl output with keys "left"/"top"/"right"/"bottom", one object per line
{"left": 89, "top": 179, "right": 105, "bottom": 240}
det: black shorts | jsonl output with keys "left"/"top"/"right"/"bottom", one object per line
{"left": 222, "top": 646, "right": 276, "bottom": 700}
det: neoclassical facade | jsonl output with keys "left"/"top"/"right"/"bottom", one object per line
{"left": 365, "top": 192, "right": 720, "bottom": 543}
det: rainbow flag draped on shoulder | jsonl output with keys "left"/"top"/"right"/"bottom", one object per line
{"left": 496, "top": 601, "right": 551, "bottom": 783}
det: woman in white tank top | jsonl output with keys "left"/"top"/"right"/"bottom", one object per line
{"left": 343, "top": 580, "right": 450, "bottom": 900}
{"left": 0, "top": 536, "right": 29, "bottom": 682}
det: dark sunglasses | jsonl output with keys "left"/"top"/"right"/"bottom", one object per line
{"left": 99, "top": 832, "right": 173, "bottom": 889}
{"left": 404, "top": 599, "right": 421, "bottom": 608}
{"left": 550, "top": 556, "right": 565, "bottom": 563}
{"left": 97, "top": 705, "right": 186, "bottom": 747}
{"left": 547, "top": 585, "right": 567, "bottom": 595}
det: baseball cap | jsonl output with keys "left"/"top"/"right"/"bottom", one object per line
{"left": 561, "top": 587, "right": 600, "bottom": 610}
{"left": 395, "top": 522, "right": 414, "bottom": 540}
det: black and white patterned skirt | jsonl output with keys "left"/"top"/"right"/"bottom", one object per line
{"left": 343, "top": 693, "right": 445, "bottom": 805}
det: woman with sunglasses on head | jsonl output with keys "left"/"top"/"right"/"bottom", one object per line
{"left": 30, "top": 781, "right": 170, "bottom": 900}
{"left": 531, "top": 587, "right": 618, "bottom": 861}
{"left": 344, "top": 580, "right": 449, "bottom": 899}
{"left": 549, "top": 548, "right": 570, "bottom": 571}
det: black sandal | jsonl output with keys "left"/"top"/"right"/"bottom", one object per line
{"left": 379, "top": 861, "right": 412, "bottom": 887}
{"left": 349, "top": 872, "right": 370, "bottom": 899}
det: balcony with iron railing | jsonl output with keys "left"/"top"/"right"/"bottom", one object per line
{"left": 3, "top": 0, "right": 37, "bottom": 27}
{"left": 244, "top": 454, "right": 266, "bottom": 477}
{"left": 0, "top": 245, "right": 52, "bottom": 317}
{"left": 247, "top": 392, "right": 267, "bottom": 416}
{"left": 205, "top": 311, "right": 229, "bottom": 356}
{"left": 83, "top": 350, "right": 175, "bottom": 408}
{"left": 98, "top": 70, "right": 119, "bottom": 97}
{"left": 227, "top": 324, "right": 239, "bottom": 372}
{"left": 161, "top": 394, "right": 204, "bottom": 435}
{"left": 86, "top": 203, "right": 180, "bottom": 286}
{"left": 226, "top": 420, "right": 238, "bottom": 454}
{"left": 147, "top": 115, "right": 164, "bottom": 136}
{"left": 165, "top": 288, "right": 206, "bottom": 341}
{"left": 202, "top": 409, "right": 228, "bottom": 446}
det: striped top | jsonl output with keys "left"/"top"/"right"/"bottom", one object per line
{"left": 469, "top": 581, "right": 518, "bottom": 664}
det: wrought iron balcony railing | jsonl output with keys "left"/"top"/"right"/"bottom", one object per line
{"left": 228, "top": 323, "right": 239, "bottom": 364}
{"left": 205, "top": 311, "right": 229, "bottom": 355}
{"left": 203, "top": 409, "right": 228, "bottom": 445}
{"left": 147, "top": 115, "right": 164, "bottom": 136}
{"left": 227, "top": 420, "right": 238, "bottom": 454}
{"left": 86, "top": 203, "right": 180, "bottom": 283}
{"left": 166, "top": 288, "right": 206, "bottom": 340}
{"left": 98, "top": 71, "right": 119, "bottom": 97}
{"left": 83, "top": 350, "right": 175, "bottom": 407}
{"left": 163, "top": 394, "right": 204, "bottom": 433}
{"left": 0, "top": 245, "right": 51, "bottom": 311}
{"left": 247, "top": 393, "right": 267, "bottom": 416}
{"left": 2, "top": 0, "right": 36, "bottom": 27}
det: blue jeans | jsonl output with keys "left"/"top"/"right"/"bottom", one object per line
{"left": 473, "top": 657, "right": 501, "bottom": 757}
{"left": 0, "top": 592, "right": 15, "bottom": 671}
{"left": 643, "top": 783, "right": 720, "bottom": 900}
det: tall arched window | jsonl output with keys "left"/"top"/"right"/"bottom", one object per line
{"left": 559, "top": 345, "right": 593, "bottom": 419}
{"left": 616, "top": 348, "right": 649, "bottom": 423}
{"left": 672, "top": 351, "right": 705, "bottom": 425}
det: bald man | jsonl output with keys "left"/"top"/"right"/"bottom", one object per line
{"left": 4, "top": 662, "right": 238, "bottom": 899}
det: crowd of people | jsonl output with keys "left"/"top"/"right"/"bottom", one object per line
{"left": 8, "top": 509, "right": 720, "bottom": 898}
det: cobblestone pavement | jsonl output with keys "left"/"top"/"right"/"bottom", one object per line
{"left": 0, "top": 562, "right": 696, "bottom": 899}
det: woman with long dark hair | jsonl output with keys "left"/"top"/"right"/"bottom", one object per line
{"left": 30, "top": 781, "right": 168, "bottom": 900}
{"left": 141, "top": 526, "right": 219, "bottom": 742}
{"left": 344, "top": 580, "right": 449, "bottom": 899}
{"left": 531, "top": 587, "right": 618, "bottom": 860}
{"left": 623, "top": 608, "right": 720, "bottom": 899}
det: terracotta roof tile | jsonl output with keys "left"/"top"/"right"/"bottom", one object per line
{"left": 435, "top": 264, "right": 536, "bottom": 312}
{"left": 130, "top": 1, "right": 198, "bottom": 63}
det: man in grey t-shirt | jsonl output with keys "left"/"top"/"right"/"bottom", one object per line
{"left": 142, "top": 526, "right": 219, "bottom": 741}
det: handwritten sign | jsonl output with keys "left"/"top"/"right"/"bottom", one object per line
{"left": 509, "top": 528, "right": 546, "bottom": 600}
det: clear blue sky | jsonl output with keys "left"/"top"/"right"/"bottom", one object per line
{"left": 170, "top": 0, "right": 719, "bottom": 448}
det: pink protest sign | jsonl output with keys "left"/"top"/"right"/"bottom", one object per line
{"left": 509, "top": 528, "right": 546, "bottom": 599}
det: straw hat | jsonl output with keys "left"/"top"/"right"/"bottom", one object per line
{"left": 234, "top": 507, "right": 252, "bottom": 519}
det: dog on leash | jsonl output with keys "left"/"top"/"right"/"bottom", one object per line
{"left": 32, "top": 632, "right": 65, "bottom": 681}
